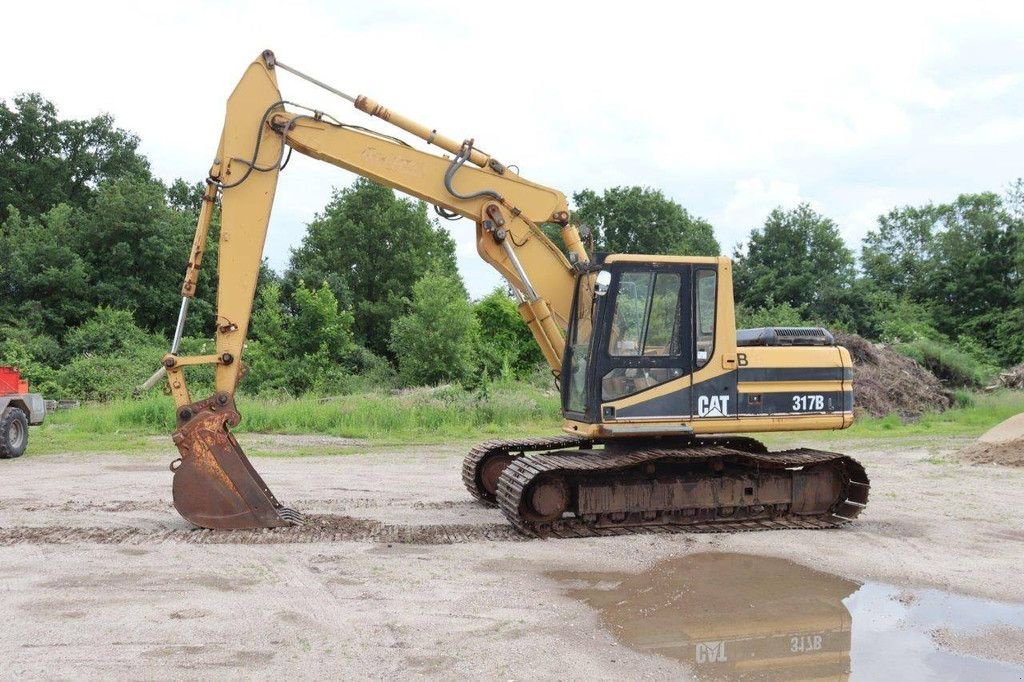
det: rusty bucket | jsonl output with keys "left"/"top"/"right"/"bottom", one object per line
{"left": 170, "top": 393, "right": 300, "bottom": 529}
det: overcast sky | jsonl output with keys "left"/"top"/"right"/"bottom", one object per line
{"left": 3, "top": 1, "right": 1022, "bottom": 298}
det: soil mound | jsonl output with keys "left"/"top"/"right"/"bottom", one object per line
{"left": 960, "top": 413, "right": 1024, "bottom": 467}
{"left": 834, "top": 332, "right": 953, "bottom": 419}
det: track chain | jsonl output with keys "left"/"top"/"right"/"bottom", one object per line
{"left": 495, "top": 446, "right": 870, "bottom": 538}
{"left": 461, "top": 435, "right": 592, "bottom": 505}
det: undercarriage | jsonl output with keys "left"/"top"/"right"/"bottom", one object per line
{"left": 463, "top": 436, "right": 869, "bottom": 538}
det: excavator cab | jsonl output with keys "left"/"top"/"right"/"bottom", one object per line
{"left": 562, "top": 256, "right": 723, "bottom": 429}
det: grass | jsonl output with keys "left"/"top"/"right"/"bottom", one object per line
{"left": 27, "top": 384, "right": 1024, "bottom": 456}
{"left": 30, "top": 382, "right": 562, "bottom": 455}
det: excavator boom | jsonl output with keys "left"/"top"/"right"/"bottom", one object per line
{"left": 164, "top": 51, "right": 589, "bottom": 529}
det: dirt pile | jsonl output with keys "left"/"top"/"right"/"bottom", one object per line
{"left": 835, "top": 332, "right": 953, "bottom": 418}
{"left": 960, "top": 413, "right": 1024, "bottom": 467}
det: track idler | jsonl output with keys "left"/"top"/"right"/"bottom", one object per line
{"left": 170, "top": 393, "right": 301, "bottom": 529}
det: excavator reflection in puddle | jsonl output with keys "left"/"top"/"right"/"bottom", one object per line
{"left": 551, "top": 552, "right": 856, "bottom": 680}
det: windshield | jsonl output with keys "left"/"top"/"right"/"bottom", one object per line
{"left": 566, "top": 273, "right": 596, "bottom": 414}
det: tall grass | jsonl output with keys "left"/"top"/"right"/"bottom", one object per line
{"left": 40, "top": 382, "right": 563, "bottom": 446}
{"left": 34, "top": 383, "right": 1024, "bottom": 455}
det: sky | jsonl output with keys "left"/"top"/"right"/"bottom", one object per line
{"left": 3, "top": 1, "right": 1022, "bottom": 298}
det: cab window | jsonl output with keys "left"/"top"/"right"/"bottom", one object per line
{"left": 608, "top": 271, "right": 681, "bottom": 357}
{"left": 695, "top": 269, "right": 716, "bottom": 367}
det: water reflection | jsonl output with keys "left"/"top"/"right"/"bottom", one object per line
{"left": 550, "top": 552, "right": 1024, "bottom": 681}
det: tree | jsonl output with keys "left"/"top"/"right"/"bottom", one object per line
{"left": 0, "top": 93, "right": 150, "bottom": 221}
{"left": 390, "top": 270, "right": 479, "bottom": 386}
{"left": 928, "top": 193, "right": 1023, "bottom": 361}
{"left": 859, "top": 192, "right": 1024, "bottom": 363}
{"left": 573, "top": 186, "right": 719, "bottom": 256}
{"left": 1006, "top": 178, "right": 1024, "bottom": 220}
{"left": 861, "top": 204, "right": 940, "bottom": 301}
{"left": 0, "top": 204, "right": 91, "bottom": 336}
{"left": 287, "top": 178, "right": 458, "bottom": 358}
{"left": 733, "top": 204, "right": 855, "bottom": 322}
{"left": 244, "top": 280, "right": 358, "bottom": 395}
{"left": 474, "top": 288, "right": 543, "bottom": 380}
{"left": 73, "top": 176, "right": 204, "bottom": 334}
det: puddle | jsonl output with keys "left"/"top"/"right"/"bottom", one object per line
{"left": 550, "top": 553, "right": 1024, "bottom": 680}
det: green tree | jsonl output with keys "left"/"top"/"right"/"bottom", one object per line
{"left": 0, "top": 93, "right": 149, "bottom": 221}
{"left": 861, "top": 204, "right": 939, "bottom": 300}
{"left": 733, "top": 204, "right": 855, "bottom": 322}
{"left": 287, "top": 178, "right": 458, "bottom": 358}
{"left": 63, "top": 306, "right": 158, "bottom": 358}
{"left": 859, "top": 192, "right": 1024, "bottom": 363}
{"left": 0, "top": 204, "right": 91, "bottom": 336}
{"left": 474, "top": 288, "right": 543, "bottom": 380}
{"left": 287, "top": 282, "right": 355, "bottom": 360}
{"left": 573, "top": 186, "right": 719, "bottom": 256}
{"left": 390, "top": 270, "right": 479, "bottom": 386}
{"left": 243, "top": 280, "right": 358, "bottom": 395}
{"left": 928, "top": 193, "right": 1023, "bottom": 361}
{"left": 74, "top": 176, "right": 205, "bottom": 334}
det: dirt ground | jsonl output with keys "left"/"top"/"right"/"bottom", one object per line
{"left": 1, "top": 434, "right": 1023, "bottom": 679}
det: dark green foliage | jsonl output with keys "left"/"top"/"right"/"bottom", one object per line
{"left": 74, "top": 176, "right": 200, "bottom": 333}
{"left": 733, "top": 204, "right": 856, "bottom": 323}
{"left": 0, "top": 93, "right": 150, "bottom": 221}
{"left": 287, "top": 178, "right": 458, "bottom": 358}
{"left": 390, "top": 270, "right": 479, "bottom": 386}
{"left": 0, "top": 323, "right": 62, "bottom": 396}
{"left": 573, "top": 186, "right": 719, "bottom": 256}
{"left": 0, "top": 204, "right": 91, "bottom": 336}
{"left": 474, "top": 288, "right": 544, "bottom": 380}
{"left": 860, "top": 192, "right": 1024, "bottom": 364}
{"left": 63, "top": 307, "right": 157, "bottom": 358}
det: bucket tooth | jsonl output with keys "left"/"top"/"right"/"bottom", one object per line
{"left": 170, "top": 394, "right": 297, "bottom": 530}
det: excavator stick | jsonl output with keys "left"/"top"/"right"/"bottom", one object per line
{"left": 170, "top": 393, "right": 300, "bottom": 529}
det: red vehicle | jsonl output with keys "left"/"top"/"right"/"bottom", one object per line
{"left": 0, "top": 367, "right": 45, "bottom": 458}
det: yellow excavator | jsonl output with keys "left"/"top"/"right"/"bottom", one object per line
{"left": 156, "top": 51, "right": 868, "bottom": 536}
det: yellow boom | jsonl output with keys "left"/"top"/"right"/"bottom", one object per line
{"left": 163, "top": 51, "right": 589, "bottom": 529}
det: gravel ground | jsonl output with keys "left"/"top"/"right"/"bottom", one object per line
{"left": 0, "top": 434, "right": 1022, "bottom": 678}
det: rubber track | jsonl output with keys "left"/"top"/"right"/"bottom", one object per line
{"left": 495, "top": 447, "right": 870, "bottom": 538}
{"left": 461, "top": 435, "right": 592, "bottom": 505}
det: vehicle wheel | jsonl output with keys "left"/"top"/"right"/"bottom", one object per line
{"left": 0, "top": 407, "right": 29, "bottom": 458}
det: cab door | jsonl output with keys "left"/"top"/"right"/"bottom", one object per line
{"left": 594, "top": 264, "right": 693, "bottom": 419}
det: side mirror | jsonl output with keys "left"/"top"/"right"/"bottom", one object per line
{"left": 594, "top": 270, "right": 612, "bottom": 297}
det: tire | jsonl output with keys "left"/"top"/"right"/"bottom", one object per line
{"left": 0, "top": 407, "right": 28, "bottom": 458}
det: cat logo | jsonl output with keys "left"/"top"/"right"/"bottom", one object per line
{"left": 695, "top": 640, "right": 728, "bottom": 663}
{"left": 697, "top": 395, "right": 730, "bottom": 417}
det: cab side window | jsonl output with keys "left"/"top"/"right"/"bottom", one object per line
{"left": 695, "top": 269, "right": 716, "bottom": 368}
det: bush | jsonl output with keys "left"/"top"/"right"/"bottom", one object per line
{"left": 0, "top": 324, "right": 62, "bottom": 396}
{"left": 736, "top": 300, "right": 814, "bottom": 329}
{"left": 390, "top": 270, "right": 478, "bottom": 387}
{"left": 474, "top": 288, "right": 544, "bottom": 380}
{"left": 55, "top": 345, "right": 165, "bottom": 400}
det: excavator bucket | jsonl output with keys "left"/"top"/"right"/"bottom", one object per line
{"left": 170, "top": 394, "right": 300, "bottom": 530}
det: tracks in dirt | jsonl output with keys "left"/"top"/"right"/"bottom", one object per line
{"left": 0, "top": 497, "right": 526, "bottom": 546}
{"left": 0, "top": 516, "right": 526, "bottom": 546}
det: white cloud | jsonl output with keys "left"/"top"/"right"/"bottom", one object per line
{"left": 715, "top": 178, "right": 809, "bottom": 252}
{"left": 2, "top": 0, "right": 1022, "bottom": 301}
